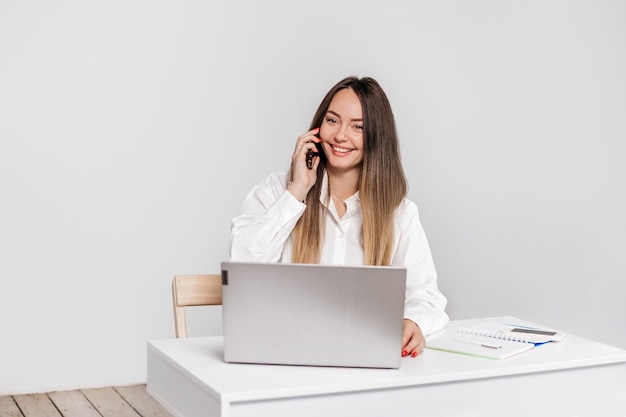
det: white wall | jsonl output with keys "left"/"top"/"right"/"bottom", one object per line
{"left": 1, "top": 0, "right": 624, "bottom": 395}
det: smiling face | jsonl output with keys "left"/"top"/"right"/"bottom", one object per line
{"left": 318, "top": 88, "right": 364, "bottom": 174}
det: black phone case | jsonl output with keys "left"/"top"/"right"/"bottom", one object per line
{"left": 306, "top": 136, "right": 325, "bottom": 170}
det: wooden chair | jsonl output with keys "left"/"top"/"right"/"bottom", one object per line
{"left": 172, "top": 274, "right": 222, "bottom": 338}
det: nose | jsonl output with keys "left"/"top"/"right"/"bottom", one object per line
{"left": 334, "top": 125, "right": 349, "bottom": 142}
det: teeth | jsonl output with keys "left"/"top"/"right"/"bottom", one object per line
{"left": 332, "top": 145, "right": 351, "bottom": 153}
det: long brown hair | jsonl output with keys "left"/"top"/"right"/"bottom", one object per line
{"left": 290, "top": 76, "right": 407, "bottom": 265}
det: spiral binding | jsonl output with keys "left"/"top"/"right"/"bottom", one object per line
{"left": 457, "top": 327, "right": 534, "bottom": 344}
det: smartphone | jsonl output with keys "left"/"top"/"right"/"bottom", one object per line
{"left": 509, "top": 327, "right": 566, "bottom": 342}
{"left": 306, "top": 129, "right": 325, "bottom": 170}
{"left": 306, "top": 148, "right": 317, "bottom": 170}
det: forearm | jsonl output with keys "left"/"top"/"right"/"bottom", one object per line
{"left": 403, "top": 288, "right": 449, "bottom": 336}
{"left": 230, "top": 190, "right": 305, "bottom": 262}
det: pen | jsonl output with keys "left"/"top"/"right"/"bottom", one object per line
{"left": 455, "top": 337, "right": 502, "bottom": 350}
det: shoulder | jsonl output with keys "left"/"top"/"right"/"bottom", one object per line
{"left": 241, "top": 171, "right": 290, "bottom": 209}
{"left": 254, "top": 171, "right": 289, "bottom": 190}
{"left": 397, "top": 197, "right": 419, "bottom": 217}
{"left": 392, "top": 197, "right": 431, "bottom": 243}
{"left": 247, "top": 171, "right": 289, "bottom": 196}
{"left": 394, "top": 197, "right": 421, "bottom": 226}
{"left": 244, "top": 171, "right": 289, "bottom": 202}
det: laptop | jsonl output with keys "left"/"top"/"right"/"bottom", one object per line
{"left": 220, "top": 261, "right": 407, "bottom": 369}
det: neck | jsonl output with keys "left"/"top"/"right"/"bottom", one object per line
{"left": 327, "top": 167, "right": 360, "bottom": 201}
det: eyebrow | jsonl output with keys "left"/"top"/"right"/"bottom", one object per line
{"left": 326, "top": 110, "right": 363, "bottom": 123}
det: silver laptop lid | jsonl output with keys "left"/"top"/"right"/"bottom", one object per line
{"left": 221, "top": 261, "right": 407, "bottom": 369}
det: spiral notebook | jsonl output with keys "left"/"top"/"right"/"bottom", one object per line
{"left": 426, "top": 321, "right": 565, "bottom": 360}
{"left": 457, "top": 322, "right": 566, "bottom": 345}
{"left": 426, "top": 328, "right": 535, "bottom": 360}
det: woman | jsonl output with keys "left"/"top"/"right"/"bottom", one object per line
{"left": 230, "top": 76, "right": 448, "bottom": 358}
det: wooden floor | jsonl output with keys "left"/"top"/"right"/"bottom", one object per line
{"left": 0, "top": 385, "right": 173, "bottom": 417}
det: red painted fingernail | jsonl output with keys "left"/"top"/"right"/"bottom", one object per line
{"left": 402, "top": 350, "right": 408, "bottom": 357}
{"left": 411, "top": 351, "right": 418, "bottom": 358}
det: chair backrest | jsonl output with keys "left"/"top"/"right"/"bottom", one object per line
{"left": 172, "top": 274, "right": 222, "bottom": 338}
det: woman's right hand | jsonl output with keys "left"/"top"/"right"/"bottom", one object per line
{"left": 288, "top": 127, "right": 322, "bottom": 202}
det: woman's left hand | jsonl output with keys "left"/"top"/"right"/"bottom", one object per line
{"left": 401, "top": 319, "right": 425, "bottom": 358}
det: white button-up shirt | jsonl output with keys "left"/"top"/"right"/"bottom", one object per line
{"left": 230, "top": 171, "right": 449, "bottom": 336}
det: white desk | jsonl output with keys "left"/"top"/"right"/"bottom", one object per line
{"left": 147, "top": 317, "right": 626, "bottom": 417}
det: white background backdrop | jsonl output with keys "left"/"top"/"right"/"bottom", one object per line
{"left": 1, "top": 0, "right": 624, "bottom": 395}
